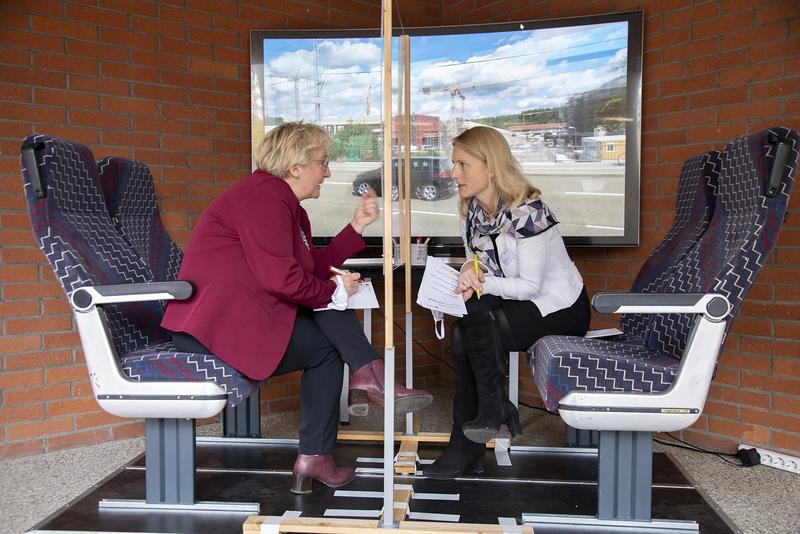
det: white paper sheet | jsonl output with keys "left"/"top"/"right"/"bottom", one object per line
{"left": 346, "top": 280, "right": 379, "bottom": 309}
{"left": 314, "top": 281, "right": 379, "bottom": 311}
{"left": 584, "top": 327, "right": 624, "bottom": 338}
{"left": 416, "top": 256, "right": 468, "bottom": 317}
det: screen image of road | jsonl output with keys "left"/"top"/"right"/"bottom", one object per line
{"left": 251, "top": 13, "right": 641, "bottom": 244}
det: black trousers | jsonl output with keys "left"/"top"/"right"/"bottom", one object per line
{"left": 172, "top": 308, "right": 378, "bottom": 455}
{"left": 459, "top": 287, "right": 591, "bottom": 352}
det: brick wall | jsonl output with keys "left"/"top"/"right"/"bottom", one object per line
{"left": 1, "top": 0, "right": 799, "bottom": 460}
{"left": 442, "top": 0, "right": 800, "bottom": 454}
{"left": 0, "top": 0, "right": 442, "bottom": 460}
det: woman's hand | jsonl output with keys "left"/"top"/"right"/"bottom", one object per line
{"left": 455, "top": 268, "right": 484, "bottom": 298}
{"left": 335, "top": 272, "right": 362, "bottom": 297}
{"left": 351, "top": 188, "right": 379, "bottom": 234}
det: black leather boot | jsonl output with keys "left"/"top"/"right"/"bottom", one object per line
{"left": 461, "top": 310, "right": 522, "bottom": 444}
{"left": 423, "top": 322, "right": 486, "bottom": 479}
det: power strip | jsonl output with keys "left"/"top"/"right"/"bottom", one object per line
{"left": 738, "top": 444, "right": 800, "bottom": 475}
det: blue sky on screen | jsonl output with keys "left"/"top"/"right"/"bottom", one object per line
{"left": 260, "top": 21, "right": 628, "bottom": 124}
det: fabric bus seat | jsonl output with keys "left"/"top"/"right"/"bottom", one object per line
{"left": 96, "top": 155, "right": 262, "bottom": 436}
{"left": 523, "top": 126, "right": 797, "bottom": 528}
{"left": 20, "top": 134, "right": 259, "bottom": 512}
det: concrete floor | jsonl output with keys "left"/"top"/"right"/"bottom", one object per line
{"left": 1, "top": 387, "right": 799, "bottom": 534}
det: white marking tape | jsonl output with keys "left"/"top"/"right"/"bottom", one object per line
{"left": 412, "top": 492, "right": 459, "bottom": 501}
{"left": 356, "top": 457, "right": 383, "bottom": 463}
{"left": 407, "top": 511, "right": 460, "bottom": 522}
{"left": 498, "top": 516, "right": 523, "bottom": 533}
{"left": 355, "top": 467, "right": 384, "bottom": 474}
{"left": 260, "top": 510, "right": 302, "bottom": 534}
{"left": 495, "top": 437, "right": 512, "bottom": 466}
{"left": 334, "top": 490, "right": 383, "bottom": 498}
{"left": 323, "top": 508, "right": 382, "bottom": 518}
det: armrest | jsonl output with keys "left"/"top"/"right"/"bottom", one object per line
{"left": 559, "top": 291, "right": 733, "bottom": 432}
{"left": 71, "top": 281, "right": 193, "bottom": 311}
{"left": 592, "top": 292, "right": 730, "bottom": 322}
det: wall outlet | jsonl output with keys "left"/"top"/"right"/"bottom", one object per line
{"left": 739, "top": 444, "right": 800, "bottom": 475}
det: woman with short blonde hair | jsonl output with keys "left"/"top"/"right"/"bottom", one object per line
{"left": 164, "top": 121, "right": 432, "bottom": 494}
{"left": 424, "top": 125, "right": 589, "bottom": 480}
{"left": 256, "top": 122, "right": 330, "bottom": 178}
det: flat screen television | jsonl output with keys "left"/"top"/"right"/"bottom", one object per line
{"left": 250, "top": 11, "right": 643, "bottom": 248}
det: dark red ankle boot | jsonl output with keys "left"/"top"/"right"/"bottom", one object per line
{"left": 348, "top": 358, "right": 433, "bottom": 416}
{"left": 290, "top": 453, "right": 355, "bottom": 494}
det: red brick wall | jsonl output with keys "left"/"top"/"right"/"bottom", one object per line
{"left": 442, "top": 0, "right": 800, "bottom": 455}
{"left": 0, "top": 0, "right": 442, "bottom": 460}
{"left": 1, "top": 0, "right": 799, "bottom": 460}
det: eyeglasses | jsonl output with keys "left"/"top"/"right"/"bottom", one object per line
{"left": 310, "top": 157, "right": 330, "bottom": 171}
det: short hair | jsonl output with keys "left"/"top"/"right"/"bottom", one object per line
{"left": 255, "top": 121, "right": 331, "bottom": 179}
{"left": 453, "top": 126, "right": 540, "bottom": 217}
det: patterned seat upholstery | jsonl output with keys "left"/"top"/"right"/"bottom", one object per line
{"left": 97, "top": 157, "right": 183, "bottom": 281}
{"left": 94, "top": 155, "right": 257, "bottom": 407}
{"left": 531, "top": 126, "right": 797, "bottom": 413}
{"left": 20, "top": 135, "right": 255, "bottom": 408}
{"left": 619, "top": 150, "right": 721, "bottom": 339}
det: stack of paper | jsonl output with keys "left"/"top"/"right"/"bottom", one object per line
{"left": 416, "top": 256, "right": 467, "bottom": 317}
{"left": 314, "top": 280, "right": 379, "bottom": 311}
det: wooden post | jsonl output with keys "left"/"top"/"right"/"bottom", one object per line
{"left": 380, "top": 0, "right": 395, "bottom": 527}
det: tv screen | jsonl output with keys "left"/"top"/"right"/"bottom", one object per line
{"left": 250, "top": 11, "right": 643, "bottom": 247}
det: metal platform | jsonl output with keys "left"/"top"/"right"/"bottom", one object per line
{"left": 29, "top": 438, "right": 737, "bottom": 534}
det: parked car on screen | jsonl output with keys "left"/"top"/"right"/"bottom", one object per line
{"left": 352, "top": 157, "right": 456, "bottom": 201}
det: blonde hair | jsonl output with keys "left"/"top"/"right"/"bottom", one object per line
{"left": 453, "top": 126, "right": 540, "bottom": 217}
{"left": 255, "top": 121, "right": 330, "bottom": 178}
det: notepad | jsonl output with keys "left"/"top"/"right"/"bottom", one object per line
{"left": 314, "top": 281, "right": 379, "bottom": 311}
{"left": 416, "top": 256, "right": 467, "bottom": 317}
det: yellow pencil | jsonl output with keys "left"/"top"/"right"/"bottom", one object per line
{"left": 473, "top": 255, "right": 481, "bottom": 299}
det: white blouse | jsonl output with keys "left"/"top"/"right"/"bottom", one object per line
{"left": 460, "top": 219, "right": 584, "bottom": 317}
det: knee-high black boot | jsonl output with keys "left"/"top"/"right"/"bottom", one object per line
{"left": 461, "top": 310, "right": 522, "bottom": 444}
{"left": 422, "top": 322, "right": 486, "bottom": 479}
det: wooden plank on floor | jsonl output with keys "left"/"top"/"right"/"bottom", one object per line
{"left": 244, "top": 516, "right": 533, "bottom": 533}
{"left": 400, "top": 522, "right": 534, "bottom": 533}
{"left": 338, "top": 430, "right": 498, "bottom": 448}
{"left": 245, "top": 516, "right": 378, "bottom": 533}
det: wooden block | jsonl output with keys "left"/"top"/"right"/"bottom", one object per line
{"left": 399, "top": 521, "right": 534, "bottom": 533}
{"left": 244, "top": 516, "right": 379, "bottom": 533}
{"left": 337, "top": 430, "right": 498, "bottom": 448}
{"left": 394, "top": 436, "right": 420, "bottom": 474}
{"left": 399, "top": 439, "right": 419, "bottom": 454}
{"left": 244, "top": 516, "right": 534, "bottom": 534}
{"left": 392, "top": 488, "right": 413, "bottom": 522}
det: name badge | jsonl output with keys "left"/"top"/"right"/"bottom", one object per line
{"left": 501, "top": 248, "right": 515, "bottom": 265}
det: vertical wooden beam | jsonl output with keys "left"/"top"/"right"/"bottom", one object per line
{"left": 402, "top": 35, "right": 411, "bottom": 314}
{"left": 380, "top": 0, "right": 395, "bottom": 528}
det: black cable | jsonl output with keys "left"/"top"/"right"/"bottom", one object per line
{"left": 518, "top": 401, "right": 552, "bottom": 414}
{"left": 654, "top": 433, "right": 745, "bottom": 466}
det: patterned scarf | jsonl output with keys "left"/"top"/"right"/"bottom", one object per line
{"left": 466, "top": 196, "right": 558, "bottom": 276}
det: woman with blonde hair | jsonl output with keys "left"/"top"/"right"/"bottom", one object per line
{"left": 424, "top": 126, "right": 590, "bottom": 479}
{"left": 163, "top": 121, "right": 432, "bottom": 494}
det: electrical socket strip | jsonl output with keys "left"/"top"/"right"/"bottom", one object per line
{"left": 738, "top": 444, "right": 800, "bottom": 475}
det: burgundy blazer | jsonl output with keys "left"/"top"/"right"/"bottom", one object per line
{"left": 161, "top": 169, "right": 366, "bottom": 379}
